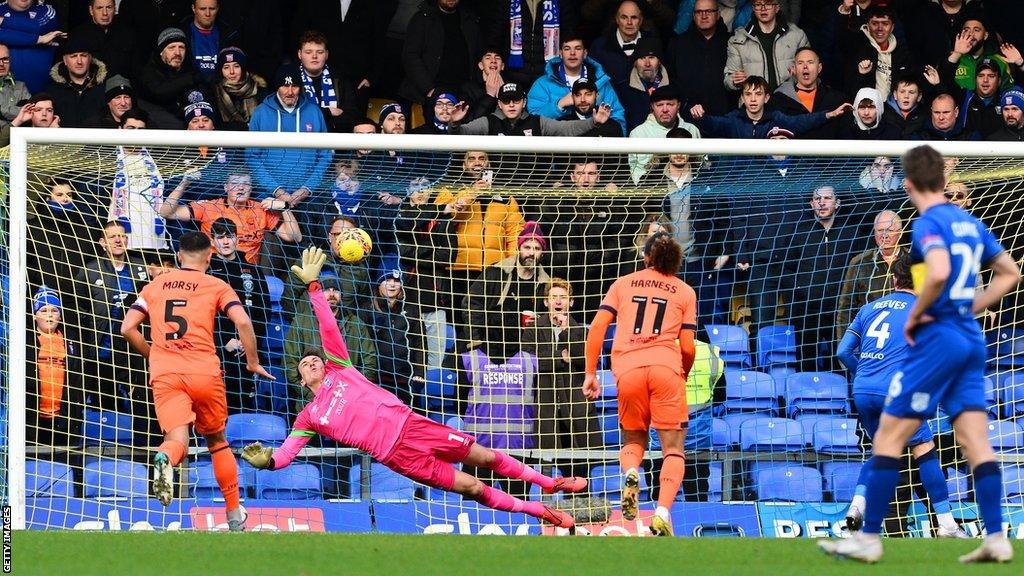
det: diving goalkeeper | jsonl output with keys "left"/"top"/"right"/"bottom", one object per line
{"left": 242, "top": 247, "right": 584, "bottom": 527}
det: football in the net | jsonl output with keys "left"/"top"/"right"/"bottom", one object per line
{"left": 334, "top": 227, "right": 372, "bottom": 263}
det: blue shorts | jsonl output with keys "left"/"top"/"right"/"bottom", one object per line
{"left": 855, "top": 393, "right": 933, "bottom": 446}
{"left": 883, "top": 320, "right": 988, "bottom": 422}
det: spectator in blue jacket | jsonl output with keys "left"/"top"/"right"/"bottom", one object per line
{"left": 689, "top": 75, "right": 850, "bottom": 138}
{"left": 247, "top": 62, "right": 332, "bottom": 208}
{"left": 526, "top": 35, "right": 627, "bottom": 134}
{"left": 0, "top": 0, "right": 64, "bottom": 92}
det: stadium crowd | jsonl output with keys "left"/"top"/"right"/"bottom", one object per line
{"left": 13, "top": 0, "right": 1024, "bottom": 507}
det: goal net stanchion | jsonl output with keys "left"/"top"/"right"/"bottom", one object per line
{"left": 4, "top": 128, "right": 1023, "bottom": 536}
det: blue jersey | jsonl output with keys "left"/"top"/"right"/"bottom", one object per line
{"left": 909, "top": 203, "right": 1004, "bottom": 322}
{"left": 846, "top": 291, "right": 915, "bottom": 396}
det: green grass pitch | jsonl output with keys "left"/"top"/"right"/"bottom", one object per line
{"left": 10, "top": 533, "right": 1023, "bottom": 576}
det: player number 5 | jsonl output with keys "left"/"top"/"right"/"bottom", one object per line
{"left": 165, "top": 299, "right": 189, "bottom": 340}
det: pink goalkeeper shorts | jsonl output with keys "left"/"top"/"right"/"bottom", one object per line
{"left": 381, "top": 413, "right": 475, "bottom": 491}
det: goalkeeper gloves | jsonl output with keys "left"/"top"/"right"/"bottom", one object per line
{"left": 290, "top": 246, "right": 328, "bottom": 285}
{"left": 241, "top": 442, "right": 274, "bottom": 470}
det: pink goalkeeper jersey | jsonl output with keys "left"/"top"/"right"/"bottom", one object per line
{"left": 270, "top": 282, "right": 412, "bottom": 469}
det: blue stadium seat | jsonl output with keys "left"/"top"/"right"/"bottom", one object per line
{"left": 997, "top": 371, "right": 1024, "bottom": 418}
{"left": 26, "top": 460, "right": 74, "bottom": 498}
{"left": 256, "top": 464, "right": 322, "bottom": 499}
{"left": 226, "top": 413, "right": 288, "bottom": 448}
{"left": 813, "top": 418, "right": 861, "bottom": 454}
{"left": 1003, "top": 465, "right": 1024, "bottom": 504}
{"left": 593, "top": 370, "right": 618, "bottom": 413}
{"left": 795, "top": 414, "right": 835, "bottom": 446}
{"left": 947, "top": 467, "right": 969, "bottom": 502}
{"left": 590, "top": 464, "right": 648, "bottom": 502}
{"left": 769, "top": 366, "right": 796, "bottom": 389}
{"left": 720, "top": 370, "right": 777, "bottom": 415}
{"left": 988, "top": 328, "right": 1024, "bottom": 367}
{"left": 82, "top": 409, "right": 134, "bottom": 446}
{"left": 711, "top": 418, "right": 731, "bottom": 450}
{"left": 349, "top": 462, "right": 416, "bottom": 500}
{"left": 822, "top": 462, "right": 862, "bottom": 503}
{"left": 264, "top": 276, "right": 286, "bottom": 357}
{"left": 987, "top": 420, "right": 1024, "bottom": 453}
{"left": 83, "top": 458, "right": 148, "bottom": 498}
{"left": 189, "top": 461, "right": 256, "bottom": 499}
{"left": 739, "top": 417, "right": 804, "bottom": 452}
{"left": 255, "top": 363, "right": 291, "bottom": 417}
{"left": 444, "top": 323, "right": 457, "bottom": 353}
{"left": 784, "top": 372, "right": 848, "bottom": 417}
{"left": 984, "top": 375, "right": 999, "bottom": 419}
{"left": 721, "top": 413, "right": 763, "bottom": 447}
{"left": 757, "top": 325, "right": 797, "bottom": 367}
{"left": 755, "top": 466, "right": 823, "bottom": 502}
{"left": 930, "top": 408, "right": 954, "bottom": 436}
{"left": 599, "top": 412, "right": 620, "bottom": 446}
{"left": 708, "top": 461, "right": 723, "bottom": 502}
{"left": 445, "top": 415, "right": 465, "bottom": 431}
{"left": 706, "top": 324, "right": 752, "bottom": 368}
{"left": 423, "top": 367, "right": 458, "bottom": 411}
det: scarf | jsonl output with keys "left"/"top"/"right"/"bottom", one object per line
{"left": 110, "top": 146, "right": 163, "bottom": 237}
{"left": 215, "top": 73, "right": 264, "bottom": 123}
{"left": 302, "top": 67, "right": 337, "bottom": 109}
{"left": 559, "top": 64, "right": 588, "bottom": 87}
{"left": 509, "top": 0, "right": 560, "bottom": 69}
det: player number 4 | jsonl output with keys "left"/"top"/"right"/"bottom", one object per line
{"left": 866, "top": 310, "right": 891, "bottom": 349}
{"left": 950, "top": 242, "right": 984, "bottom": 300}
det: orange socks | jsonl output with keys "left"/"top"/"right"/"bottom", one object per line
{"left": 657, "top": 452, "right": 685, "bottom": 510}
{"left": 620, "top": 442, "right": 645, "bottom": 474}
{"left": 158, "top": 440, "right": 187, "bottom": 466}
{"left": 209, "top": 441, "right": 241, "bottom": 512}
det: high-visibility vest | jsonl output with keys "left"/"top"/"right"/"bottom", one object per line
{"left": 686, "top": 340, "right": 722, "bottom": 409}
{"left": 462, "top": 349, "right": 536, "bottom": 450}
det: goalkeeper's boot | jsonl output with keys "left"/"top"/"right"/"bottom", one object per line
{"left": 936, "top": 524, "right": 970, "bottom": 539}
{"left": 817, "top": 531, "right": 883, "bottom": 564}
{"left": 959, "top": 536, "right": 1014, "bottom": 563}
{"left": 620, "top": 468, "right": 640, "bottom": 521}
{"left": 541, "top": 506, "right": 575, "bottom": 529}
{"left": 227, "top": 505, "right": 248, "bottom": 533}
{"left": 544, "top": 476, "right": 588, "bottom": 495}
{"left": 844, "top": 507, "right": 863, "bottom": 533}
{"left": 649, "top": 515, "right": 673, "bottom": 537}
{"left": 152, "top": 452, "right": 174, "bottom": 507}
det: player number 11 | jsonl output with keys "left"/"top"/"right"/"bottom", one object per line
{"left": 631, "top": 296, "right": 669, "bottom": 335}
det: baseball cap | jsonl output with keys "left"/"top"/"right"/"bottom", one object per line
{"left": 977, "top": 57, "right": 1002, "bottom": 77}
{"left": 571, "top": 78, "right": 597, "bottom": 94}
{"left": 497, "top": 83, "right": 525, "bottom": 102}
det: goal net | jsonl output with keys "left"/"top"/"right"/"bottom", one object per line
{"left": 3, "top": 130, "right": 1023, "bottom": 537}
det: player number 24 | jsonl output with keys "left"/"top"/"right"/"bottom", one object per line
{"left": 950, "top": 242, "right": 984, "bottom": 300}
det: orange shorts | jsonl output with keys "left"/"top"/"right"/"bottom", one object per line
{"left": 152, "top": 373, "right": 228, "bottom": 436}
{"left": 616, "top": 365, "right": 688, "bottom": 431}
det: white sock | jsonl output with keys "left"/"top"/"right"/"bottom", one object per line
{"left": 936, "top": 512, "right": 958, "bottom": 531}
{"left": 849, "top": 495, "right": 866, "bottom": 515}
{"left": 655, "top": 506, "right": 670, "bottom": 522}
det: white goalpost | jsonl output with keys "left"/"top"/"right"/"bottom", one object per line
{"left": 5, "top": 127, "right": 1023, "bottom": 535}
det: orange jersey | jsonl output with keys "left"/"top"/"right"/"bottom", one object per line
{"left": 600, "top": 267, "right": 697, "bottom": 377}
{"left": 189, "top": 199, "right": 282, "bottom": 265}
{"left": 131, "top": 268, "right": 241, "bottom": 379}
